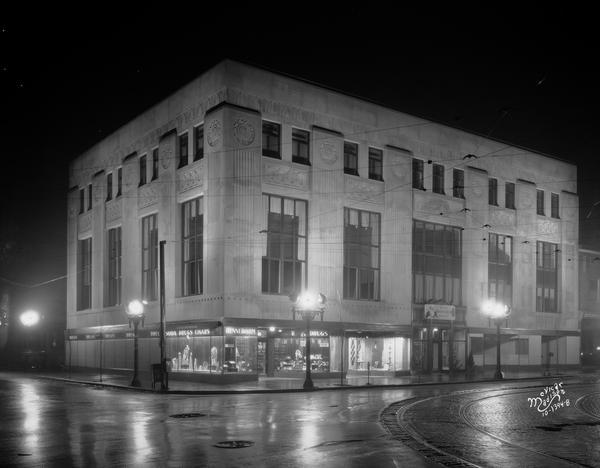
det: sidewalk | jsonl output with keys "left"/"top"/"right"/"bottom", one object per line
{"left": 25, "top": 367, "right": 599, "bottom": 394}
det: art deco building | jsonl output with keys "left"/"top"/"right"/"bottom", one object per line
{"left": 66, "top": 60, "right": 580, "bottom": 381}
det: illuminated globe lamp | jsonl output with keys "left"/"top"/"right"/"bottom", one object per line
{"left": 126, "top": 300, "right": 146, "bottom": 387}
{"left": 482, "top": 299, "right": 510, "bottom": 380}
{"left": 20, "top": 310, "right": 41, "bottom": 328}
{"left": 290, "top": 291, "right": 326, "bottom": 390}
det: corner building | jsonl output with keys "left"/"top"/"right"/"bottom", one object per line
{"left": 66, "top": 60, "right": 580, "bottom": 382}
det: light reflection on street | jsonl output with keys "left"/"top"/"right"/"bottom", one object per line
{"left": 21, "top": 383, "right": 40, "bottom": 450}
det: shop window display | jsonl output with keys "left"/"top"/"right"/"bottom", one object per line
{"left": 348, "top": 336, "right": 410, "bottom": 372}
{"left": 273, "top": 335, "right": 330, "bottom": 373}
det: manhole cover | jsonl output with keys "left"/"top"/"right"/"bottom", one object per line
{"left": 169, "top": 413, "right": 207, "bottom": 419}
{"left": 214, "top": 440, "right": 255, "bottom": 449}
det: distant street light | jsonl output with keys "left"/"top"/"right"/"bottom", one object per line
{"left": 482, "top": 299, "right": 510, "bottom": 380}
{"left": 291, "top": 291, "right": 326, "bottom": 390}
{"left": 126, "top": 300, "right": 146, "bottom": 387}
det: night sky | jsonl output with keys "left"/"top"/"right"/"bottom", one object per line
{"left": 1, "top": 7, "right": 598, "bottom": 323}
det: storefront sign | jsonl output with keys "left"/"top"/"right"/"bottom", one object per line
{"left": 424, "top": 304, "right": 455, "bottom": 320}
{"left": 300, "top": 330, "right": 329, "bottom": 337}
{"left": 225, "top": 327, "right": 257, "bottom": 336}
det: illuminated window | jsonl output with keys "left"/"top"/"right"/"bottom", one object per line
{"left": 182, "top": 198, "right": 203, "bottom": 296}
{"left": 77, "top": 237, "right": 92, "bottom": 310}
{"left": 412, "top": 221, "right": 462, "bottom": 305}
{"left": 344, "top": 208, "right": 380, "bottom": 300}
{"left": 536, "top": 241, "right": 558, "bottom": 312}
{"left": 261, "top": 195, "right": 307, "bottom": 295}
{"left": 142, "top": 214, "right": 158, "bottom": 301}
{"left": 106, "top": 227, "right": 121, "bottom": 306}
{"left": 488, "top": 233, "right": 512, "bottom": 306}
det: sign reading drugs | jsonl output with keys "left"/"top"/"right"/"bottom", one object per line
{"left": 424, "top": 304, "right": 456, "bottom": 320}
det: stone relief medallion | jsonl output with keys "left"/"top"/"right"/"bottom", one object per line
{"left": 320, "top": 141, "right": 338, "bottom": 164}
{"left": 233, "top": 118, "right": 255, "bottom": 146}
{"left": 207, "top": 119, "right": 222, "bottom": 147}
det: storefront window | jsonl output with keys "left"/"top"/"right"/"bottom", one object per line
{"left": 347, "top": 336, "right": 410, "bottom": 372}
{"left": 273, "top": 334, "right": 330, "bottom": 373}
{"left": 224, "top": 336, "right": 258, "bottom": 373}
{"left": 168, "top": 335, "right": 223, "bottom": 373}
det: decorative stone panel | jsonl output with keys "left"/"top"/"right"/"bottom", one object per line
{"left": 105, "top": 198, "right": 122, "bottom": 224}
{"left": 345, "top": 177, "right": 384, "bottom": 204}
{"left": 489, "top": 208, "right": 516, "bottom": 230}
{"left": 138, "top": 184, "right": 159, "bottom": 209}
{"left": 233, "top": 118, "right": 255, "bottom": 146}
{"left": 78, "top": 212, "right": 92, "bottom": 234}
{"left": 178, "top": 164, "right": 204, "bottom": 194}
{"left": 262, "top": 160, "right": 309, "bottom": 190}
{"left": 207, "top": 119, "right": 222, "bottom": 147}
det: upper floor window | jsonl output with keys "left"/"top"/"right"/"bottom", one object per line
{"left": 551, "top": 193, "right": 560, "bottom": 218}
{"left": 106, "top": 173, "right": 113, "bottom": 201}
{"left": 87, "top": 184, "right": 92, "bottom": 210}
{"left": 344, "top": 141, "right": 359, "bottom": 176}
{"left": 194, "top": 125, "right": 204, "bottom": 161}
{"left": 368, "top": 148, "right": 383, "bottom": 181}
{"left": 412, "top": 159, "right": 424, "bottom": 189}
{"left": 142, "top": 214, "right": 158, "bottom": 302}
{"left": 343, "top": 208, "right": 380, "bottom": 301}
{"left": 262, "top": 121, "right": 281, "bottom": 159}
{"left": 139, "top": 155, "right": 147, "bottom": 186}
{"left": 182, "top": 198, "right": 203, "bottom": 296}
{"left": 292, "top": 128, "right": 310, "bottom": 165}
{"left": 453, "top": 169, "right": 464, "bottom": 199}
{"left": 178, "top": 132, "right": 189, "bottom": 168}
{"left": 432, "top": 164, "right": 444, "bottom": 194}
{"left": 261, "top": 195, "right": 307, "bottom": 295}
{"left": 536, "top": 241, "right": 558, "bottom": 312}
{"left": 117, "top": 167, "right": 122, "bottom": 197}
{"left": 505, "top": 182, "right": 515, "bottom": 209}
{"left": 152, "top": 148, "right": 159, "bottom": 181}
{"left": 537, "top": 189, "right": 545, "bottom": 216}
{"left": 489, "top": 178, "right": 498, "bottom": 206}
{"left": 106, "top": 227, "right": 122, "bottom": 307}
{"left": 79, "top": 188, "right": 85, "bottom": 214}
{"left": 412, "top": 221, "right": 462, "bottom": 305}
{"left": 488, "top": 233, "right": 512, "bottom": 307}
{"left": 77, "top": 237, "right": 92, "bottom": 310}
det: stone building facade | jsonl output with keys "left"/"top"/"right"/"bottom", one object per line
{"left": 66, "top": 60, "right": 580, "bottom": 381}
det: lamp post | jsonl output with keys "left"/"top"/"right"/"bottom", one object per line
{"left": 291, "top": 291, "right": 326, "bottom": 390}
{"left": 126, "top": 300, "right": 145, "bottom": 387}
{"left": 482, "top": 299, "right": 509, "bottom": 380}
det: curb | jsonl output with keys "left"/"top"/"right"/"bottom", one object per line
{"left": 31, "top": 373, "right": 585, "bottom": 396}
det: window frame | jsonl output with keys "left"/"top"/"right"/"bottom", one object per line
{"left": 412, "top": 159, "right": 424, "bottom": 190}
{"left": 291, "top": 128, "right": 310, "bottom": 165}
{"left": 344, "top": 141, "right": 359, "bottom": 176}
{"left": 536, "top": 241, "right": 559, "bottom": 313}
{"left": 141, "top": 214, "right": 159, "bottom": 302}
{"left": 178, "top": 132, "right": 189, "bottom": 168}
{"left": 488, "top": 178, "right": 498, "bottom": 206}
{"left": 106, "top": 173, "right": 113, "bottom": 201}
{"left": 87, "top": 184, "right": 92, "bottom": 211}
{"left": 368, "top": 147, "right": 383, "bottom": 181}
{"left": 116, "top": 167, "right": 122, "bottom": 197}
{"left": 488, "top": 233, "right": 513, "bottom": 307}
{"left": 537, "top": 189, "right": 545, "bottom": 216}
{"left": 505, "top": 182, "right": 515, "bottom": 209}
{"left": 152, "top": 148, "right": 159, "bottom": 181}
{"left": 181, "top": 198, "right": 204, "bottom": 296}
{"left": 106, "top": 226, "right": 122, "bottom": 307}
{"left": 453, "top": 169, "right": 465, "bottom": 199}
{"left": 551, "top": 192, "right": 560, "bottom": 218}
{"left": 139, "top": 155, "right": 147, "bottom": 186}
{"left": 262, "top": 120, "right": 281, "bottom": 159}
{"left": 194, "top": 124, "right": 204, "bottom": 161}
{"left": 432, "top": 163, "right": 445, "bottom": 194}
{"left": 77, "top": 237, "right": 92, "bottom": 311}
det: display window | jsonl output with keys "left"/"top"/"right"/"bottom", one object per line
{"left": 273, "top": 335, "right": 330, "bottom": 373}
{"left": 347, "top": 336, "right": 410, "bottom": 372}
{"left": 168, "top": 336, "right": 224, "bottom": 373}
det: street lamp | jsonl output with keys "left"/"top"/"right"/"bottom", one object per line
{"left": 126, "top": 300, "right": 146, "bottom": 387}
{"left": 482, "top": 299, "right": 510, "bottom": 380}
{"left": 291, "top": 291, "right": 326, "bottom": 390}
{"left": 20, "top": 310, "right": 40, "bottom": 328}
{"left": 19, "top": 310, "right": 42, "bottom": 369}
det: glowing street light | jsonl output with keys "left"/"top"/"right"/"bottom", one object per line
{"left": 20, "top": 310, "right": 40, "bottom": 328}
{"left": 126, "top": 300, "right": 146, "bottom": 387}
{"left": 481, "top": 299, "right": 510, "bottom": 379}
{"left": 291, "top": 291, "right": 326, "bottom": 390}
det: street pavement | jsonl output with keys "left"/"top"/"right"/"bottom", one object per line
{"left": 1, "top": 371, "right": 599, "bottom": 466}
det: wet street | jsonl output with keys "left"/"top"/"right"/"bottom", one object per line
{"left": 1, "top": 372, "right": 599, "bottom": 467}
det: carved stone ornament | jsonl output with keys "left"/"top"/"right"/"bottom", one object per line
{"left": 320, "top": 141, "right": 338, "bottom": 164}
{"left": 346, "top": 178, "right": 384, "bottom": 204}
{"left": 233, "top": 118, "right": 255, "bottom": 146}
{"left": 106, "top": 198, "right": 123, "bottom": 223}
{"left": 138, "top": 185, "right": 159, "bottom": 209}
{"left": 78, "top": 212, "right": 92, "bottom": 233}
{"left": 178, "top": 165, "right": 204, "bottom": 193}
{"left": 207, "top": 119, "right": 222, "bottom": 147}
{"left": 263, "top": 160, "right": 308, "bottom": 190}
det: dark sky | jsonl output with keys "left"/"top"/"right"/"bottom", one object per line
{"left": 1, "top": 6, "right": 599, "bottom": 298}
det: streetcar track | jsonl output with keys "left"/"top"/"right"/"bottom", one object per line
{"left": 380, "top": 381, "right": 597, "bottom": 468}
